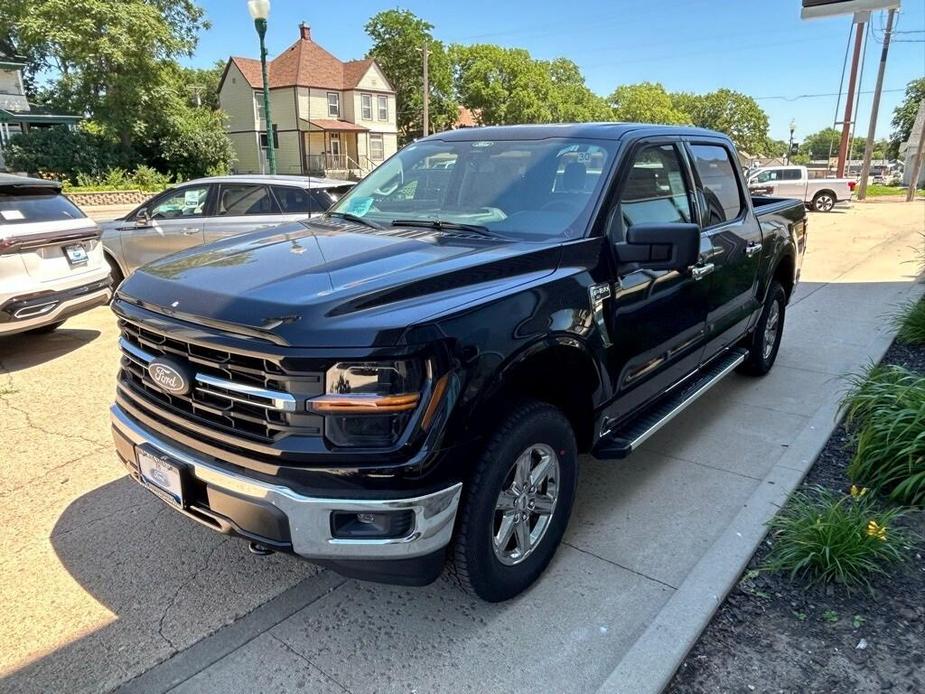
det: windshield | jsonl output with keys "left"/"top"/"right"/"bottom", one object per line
{"left": 0, "top": 192, "right": 85, "bottom": 225}
{"left": 329, "top": 137, "right": 618, "bottom": 240}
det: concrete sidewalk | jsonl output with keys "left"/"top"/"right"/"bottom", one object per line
{"left": 1, "top": 202, "right": 922, "bottom": 694}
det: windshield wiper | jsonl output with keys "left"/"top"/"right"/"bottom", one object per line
{"left": 390, "top": 218, "right": 497, "bottom": 238}
{"left": 323, "top": 211, "right": 383, "bottom": 229}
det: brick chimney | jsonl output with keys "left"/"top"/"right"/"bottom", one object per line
{"left": 299, "top": 22, "right": 311, "bottom": 40}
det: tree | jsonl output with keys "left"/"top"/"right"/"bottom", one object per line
{"left": 681, "top": 89, "right": 769, "bottom": 154}
{"left": 544, "top": 58, "right": 611, "bottom": 123}
{"left": 177, "top": 61, "right": 225, "bottom": 110}
{"left": 2, "top": 125, "right": 127, "bottom": 180}
{"left": 607, "top": 82, "right": 689, "bottom": 125}
{"left": 798, "top": 127, "right": 867, "bottom": 162}
{"left": 365, "top": 9, "right": 458, "bottom": 143}
{"left": 888, "top": 77, "right": 925, "bottom": 159}
{"left": 4, "top": 0, "right": 209, "bottom": 152}
{"left": 764, "top": 139, "right": 789, "bottom": 158}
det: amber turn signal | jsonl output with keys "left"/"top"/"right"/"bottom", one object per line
{"left": 309, "top": 393, "right": 421, "bottom": 414}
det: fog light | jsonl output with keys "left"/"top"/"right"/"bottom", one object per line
{"left": 331, "top": 510, "right": 414, "bottom": 539}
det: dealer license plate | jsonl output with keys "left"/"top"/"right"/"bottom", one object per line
{"left": 137, "top": 449, "right": 185, "bottom": 508}
{"left": 64, "top": 243, "right": 89, "bottom": 265}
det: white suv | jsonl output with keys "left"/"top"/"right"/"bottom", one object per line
{"left": 0, "top": 174, "right": 111, "bottom": 336}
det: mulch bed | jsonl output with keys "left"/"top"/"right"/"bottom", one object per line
{"left": 668, "top": 340, "right": 925, "bottom": 694}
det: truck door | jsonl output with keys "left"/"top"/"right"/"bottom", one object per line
{"left": 775, "top": 168, "right": 806, "bottom": 200}
{"left": 602, "top": 141, "right": 712, "bottom": 422}
{"left": 685, "top": 141, "right": 763, "bottom": 355}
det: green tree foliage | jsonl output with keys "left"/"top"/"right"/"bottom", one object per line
{"left": 798, "top": 127, "right": 869, "bottom": 162}
{"left": 177, "top": 60, "right": 225, "bottom": 110}
{"left": 452, "top": 44, "right": 609, "bottom": 126}
{"left": 764, "top": 138, "right": 790, "bottom": 158}
{"left": 3, "top": 125, "right": 128, "bottom": 180}
{"left": 681, "top": 89, "right": 769, "bottom": 155}
{"left": 365, "top": 10, "right": 458, "bottom": 144}
{"left": 143, "top": 101, "right": 234, "bottom": 179}
{"left": 608, "top": 82, "right": 689, "bottom": 125}
{"left": 889, "top": 77, "right": 925, "bottom": 159}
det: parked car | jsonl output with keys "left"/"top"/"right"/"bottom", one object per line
{"left": 746, "top": 165, "right": 854, "bottom": 212}
{"left": 1, "top": 174, "right": 110, "bottom": 337}
{"left": 108, "top": 124, "right": 807, "bottom": 601}
{"left": 101, "top": 175, "right": 354, "bottom": 285}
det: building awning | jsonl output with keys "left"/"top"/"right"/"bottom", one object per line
{"left": 0, "top": 105, "right": 83, "bottom": 125}
{"left": 305, "top": 119, "right": 368, "bottom": 132}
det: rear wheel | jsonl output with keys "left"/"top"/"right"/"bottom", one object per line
{"left": 739, "top": 281, "right": 786, "bottom": 376}
{"left": 106, "top": 254, "right": 124, "bottom": 293}
{"left": 811, "top": 191, "right": 836, "bottom": 212}
{"left": 453, "top": 400, "right": 578, "bottom": 602}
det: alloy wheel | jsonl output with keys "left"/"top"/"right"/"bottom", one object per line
{"left": 763, "top": 299, "right": 781, "bottom": 359}
{"left": 815, "top": 194, "right": 834, "bottom": 212}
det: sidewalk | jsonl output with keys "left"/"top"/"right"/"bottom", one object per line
{"left": 1, "top": 203, "right": 922, "bottom": 694}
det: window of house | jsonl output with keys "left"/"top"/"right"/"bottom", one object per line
{"left": 327, "top": 92, "right": 340, "bottom": 118}
{"left": 619, "top": 144, "right": 692, "bottom": 227}
{"left": 369, "top": 133, "right": 385, "bottom": 162}
{"left": 216, "top": 184, "right": 278, "bottom": 216}
{"left": 377, "top": 95, "right": 388, "bottom": 121}
{"left": 254, "top": 92, "right": 265, "bottom": 122}
{"left": 689, "top": 144, "right": 744, "bottom": 227}
{"left": 361, "top": 94, "right": 372, "bottom": 120}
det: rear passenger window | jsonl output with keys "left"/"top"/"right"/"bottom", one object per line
{"left": 782, "top": 169, "right": 802, "bottom": 181}
{"left": 689, "top": 145, "right": 744, "bottom": 227}
{"left": 619, "top": 144, "right": 692, "bottom": 227}
{"left": 273, "top": 186, "right": 324, "bottom": 214}
{"left": 217, "top": 184, "right": 278, "bottom": 216}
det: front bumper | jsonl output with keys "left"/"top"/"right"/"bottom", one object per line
{"left": 111, "top": 403, "right": 462, "bottom": 562}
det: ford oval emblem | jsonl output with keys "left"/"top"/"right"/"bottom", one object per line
{"left": 147, "top": 358, "right": 191, "bottom": 396}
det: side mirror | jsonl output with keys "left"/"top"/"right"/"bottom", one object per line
{"left": 134, "top": 208, "right": 150, "bottom": 226}
{"left": 616, "top": 223, "right": 700, "bottom": 272}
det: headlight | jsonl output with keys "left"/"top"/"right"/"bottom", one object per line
{"left": 309, "top": 360, "right": 428, "bottom": 447}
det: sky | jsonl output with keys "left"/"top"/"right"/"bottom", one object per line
{"left": 189, "top": 0, "right": 925, "bottom": 143}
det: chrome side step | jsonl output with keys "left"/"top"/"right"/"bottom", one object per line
{"left": 593, "top": 348, "right": 747, "bottom": 459}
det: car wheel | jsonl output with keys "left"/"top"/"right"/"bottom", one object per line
{"left": 106, "top": 255, "right": 124, "bottom": 294}
{"left": 453, "top": 400, "right": 577, "bottom": 602}
{"left": 739, "top": 281, "right": 786, "bottom": 376}
{"left": 812, "top": 191, "right": 835, "bottom": 212}
{"left": 25, "top": 321, "right": 65, "bottom": 335}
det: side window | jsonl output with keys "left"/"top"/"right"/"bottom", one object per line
{"left": 689, "top": 144, "right": 744, "bottom": 227}
{"left": 619, "top": 144, "right": 692, "bottom": 227}
{"left": 782, "top": 168, "right": 802, "bottom": 181}
{"left": 216, "top": 184, "right": 279, "bottom": 216}
{"left": 272, "top": 186, "right": 323, "bottom": 214}
{"left": 149, "top": 186, "right": 210, "bottom": 219}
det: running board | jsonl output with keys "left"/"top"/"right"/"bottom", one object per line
{"left": 593, "top": 349, "right": 747, "bottom": 459}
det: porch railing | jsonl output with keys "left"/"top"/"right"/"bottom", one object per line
{"left": 305, "top": 153, "right": 379, "bottom": 178}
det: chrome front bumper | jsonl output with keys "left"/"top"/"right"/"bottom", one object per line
{"left": 111, "top": 404, "right": 462, "bottom": 560}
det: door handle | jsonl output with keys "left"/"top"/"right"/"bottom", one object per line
{"left": 691, "top": 263, "right": 715, "bottom": 281}
{"left": 745, "top": 241, "right": 762, "bottom": 258}
{"left": 180, "top": 228, "right": 199, "bottom": 236}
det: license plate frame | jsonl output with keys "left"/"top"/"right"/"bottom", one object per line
{"left": 137, "top": 448, "right": 186, "bottom": 509}
{"left": 64, "top": 243, "right": 89, "bottom": 266}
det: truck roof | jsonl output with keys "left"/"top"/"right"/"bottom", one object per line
{"left": 428, "top": 122, "right": 729, "bottom": 143}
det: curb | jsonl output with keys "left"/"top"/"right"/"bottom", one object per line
{"left": 597, "top": 283, "right": 924, "bottom": 694}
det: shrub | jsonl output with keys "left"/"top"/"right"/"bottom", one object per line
{"left": 763, "top": 487, "right": 915, "bottom": 590}
{"left": 841, "top": 364, "right": 925, "bottom": 505}
{"left": 2, "top": 126, "right": 130, "bottom": 182}
{"left": 892, "top": 299, "right": 925, "bottom": 345}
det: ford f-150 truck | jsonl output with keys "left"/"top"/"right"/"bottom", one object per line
{"left": 109, "top": 124, "right": 807, "bottom": 601}
{"left": 747, "top": 165, "right": 854, "bottom": 212}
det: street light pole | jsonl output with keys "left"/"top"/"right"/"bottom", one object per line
{"left": 787, "top": 119, "right": 796, "bottom": 165}
{"left": 248, "top": 0, "right": 276, "bottom": 175}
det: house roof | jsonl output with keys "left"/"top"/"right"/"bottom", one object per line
{"left": 307, "top": 119, "right": 369, "bottom": 132}
{"left": 226, "top": 25, "right": 393, "bottom": 93}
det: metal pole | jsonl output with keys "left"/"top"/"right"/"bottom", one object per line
{"left": 255, "top": 17, "right": 277, "bottom": 175}
{"left": 836, "top": 16, "right": 866, "bottom": 178}
{"left": 906, "top": 104, "right": 925, "bottom": 202}
{"left": 857, "top": 8, "right": 896, "bottom": 200}
{"left": 422, "top": 42, "right": 430, "bottom": 138}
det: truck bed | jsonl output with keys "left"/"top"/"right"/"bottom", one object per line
{"left": 751, "top": 196, "right": 805, "bottom": 224}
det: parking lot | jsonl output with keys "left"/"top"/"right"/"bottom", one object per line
{"left": 1, "top": 201, "right": 923, "bottom": 694}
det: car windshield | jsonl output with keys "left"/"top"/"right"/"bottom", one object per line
{"left": 0, "top": 192, "right": 85, "bottom": 225}
{"left": 329, "top": 137, "right": 618, "bottom": 241}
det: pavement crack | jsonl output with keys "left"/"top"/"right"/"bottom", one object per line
{"left": 562, "top": 541, "right": 678, "bottom": 590}
{"left": 157, "top": 537, "right": 232, "bottom": 651}
{"left": 268, "top": 633, "right": 354, "bottom": 693}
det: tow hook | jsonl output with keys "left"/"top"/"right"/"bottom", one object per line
{"left": 248, "top": 541, "right": 275, "bottom": 556}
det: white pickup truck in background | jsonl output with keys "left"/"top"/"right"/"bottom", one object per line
{"left": 746, "top": 165, "right": 855, "bottom": 212}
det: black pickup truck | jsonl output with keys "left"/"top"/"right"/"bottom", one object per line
{"left": 110, "top": 124, "right": 806, "bottom": 601}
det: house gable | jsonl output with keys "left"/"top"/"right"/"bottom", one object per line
{"left": 350, "top": 62, "right": 394, "bottom": 93}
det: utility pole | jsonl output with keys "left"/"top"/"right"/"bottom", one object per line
{"left": 422, "top": 41, "right": 430, "bottom": 138}
{"left": 906, "top": 101, "right": 925, "bottom": 202}
{"left": 836, "top": 14, "right": 867, "bottom": 178}
{"left": 858, "top": 8, "right": 896, "bottom": 200}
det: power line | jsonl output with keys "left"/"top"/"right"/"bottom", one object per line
{"left": 753, "top": 87, "right": 907, "bottom": 101}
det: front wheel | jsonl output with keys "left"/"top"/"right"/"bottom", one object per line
{"left": 739, "top": 281, "right": 786, "bottom": 376}
{"left": 812, "top": 191, "right": 836, "bottom": 212}
{"left": 453, "top": 400, "right": 578, "bottom": 602}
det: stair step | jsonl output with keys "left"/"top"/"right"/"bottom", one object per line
{"left": 593, "top": 348, "right": 748, "bottom": 459}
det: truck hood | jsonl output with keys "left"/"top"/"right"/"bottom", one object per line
{"left": 118, "top": 219, "right": 562, "bottom": 347}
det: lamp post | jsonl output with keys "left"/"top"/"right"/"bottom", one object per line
{"left": 248, "top": 0, "right": 276, "bottom": 174}
{"left": 787, "top": 119, "right": 796, "bottom": 165}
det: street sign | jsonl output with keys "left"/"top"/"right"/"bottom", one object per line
{"left": 801, "top": 0, "right": 900, "bottom": 19}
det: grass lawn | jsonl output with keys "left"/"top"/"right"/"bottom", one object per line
{"left": 863, "top": 184, "right": 924, "bottom": 198}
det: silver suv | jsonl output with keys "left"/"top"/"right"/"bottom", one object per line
{"left": 101, "top": 175, "right": 353, "bottom": 284}
{"left": 0, "top": 175, "right": 111, "bottom": 337}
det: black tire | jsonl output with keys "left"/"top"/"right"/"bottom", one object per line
{"left": 25, "top": 321, "right": 65, "bottom": 335}
{"left": 739, "top": 281, "right": 786, "bottom": 376}
{"left": 106, "top": 254, "right": 124, "bottom": 293}
{"left": 811, "top": 190, "right": 836, "bottom": 212}
{"left": 453, "top": 400, "right": 578, "bottom": 602}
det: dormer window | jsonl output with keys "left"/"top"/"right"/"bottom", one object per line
{"left": 327, "top": 92, "right": 340, "bottom": 118}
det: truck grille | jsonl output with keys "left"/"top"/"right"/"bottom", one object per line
{"left": 117, "top": 318, "right": 325, "bottom": 445}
